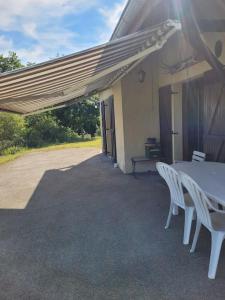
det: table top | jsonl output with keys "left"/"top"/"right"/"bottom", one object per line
{"left": 172, "top": 161, "right": 225, "bottom": 206}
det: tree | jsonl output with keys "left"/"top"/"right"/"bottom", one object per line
{"left": 0, "top": 51, "right": 24, "bottom": 73}
{"left": 0, "top": 51, "right": 100, "bottom": 156}
{"left": 0, "top": 112, "right": 26, "bottom": 154}
{"left": 25, "top": 112, "right": 85, "bottom": 147}
{"left": 54, "top": 95, "right": 100, "bottom": 137}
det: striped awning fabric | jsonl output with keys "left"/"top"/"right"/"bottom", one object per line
{"left": 0, "top": 20, "right": 181, "bottom": 115}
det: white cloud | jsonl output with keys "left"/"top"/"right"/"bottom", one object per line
{"left": 0, "top": 0, "right": 98, "bottom": 31}
{"left": 0, "top": 0, "right": 127, "bottom": 63}
{"left": 0, "top": 0, "right": 98, "bottom": 63}
{"left": 21, "top": 23, "right": 38, "bottom": 39}
{"left": 98, "top": 0, "right": 127, "bottom": 42}
{"left": 0, "top": 36, "right": 13, "bottom": 53}
{"left": 16, "top": 45, "right": 45, "bottom": 63}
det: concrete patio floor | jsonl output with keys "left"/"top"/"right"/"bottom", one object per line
{"left": 0, "top": 148, "right": 225, "bottom": 299}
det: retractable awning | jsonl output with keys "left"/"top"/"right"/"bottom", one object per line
{"left": 0, "top": 20, "right": 181, "bottom": 115}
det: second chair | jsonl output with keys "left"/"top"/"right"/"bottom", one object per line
{"left": 156, "top": 162, "right": 195, "bottom": 245}
{"left": 181, "top": 172, "right": 225, "bottom": 279}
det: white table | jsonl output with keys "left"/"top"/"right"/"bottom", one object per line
{"left": 172, "top": 161, "right": 225, "bottom": 206}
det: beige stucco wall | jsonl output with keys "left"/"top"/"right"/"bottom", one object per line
{"left": 159, "top": 60, "right": 211, "bottom": 87}
{"left": 113, "top": 53, "right": 160, "bottom": 173}
{"left": 99, "top": 89, "right": 113, "bottom": 101}
{"left": 158, "top": 31, "right": 212, "bottom": 87}
{"left": 112, "top": 81, "right": 126, "bottom": 171}
{"left": 158, "top": 30, "right": 225, "bottom": 87}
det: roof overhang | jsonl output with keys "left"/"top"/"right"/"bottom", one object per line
{"left": 0, "top": 20, "right": 181, "bottom": 115}
{"left": 111, "top": 0, "right": 161, "bottom": 40}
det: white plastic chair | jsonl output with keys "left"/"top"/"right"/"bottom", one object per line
{"left": 175, "top": 150, "right": 206, "bottom": 164}
{"left": 156, "top": 162, "right": 195, "bottom": 245}
{"left": 181, "top": 172, "right": 225, "bottom": 279}
{"left": 192, "top": 151, "right": 206, "bottom": 162}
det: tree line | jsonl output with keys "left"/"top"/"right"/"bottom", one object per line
{"left": 0, "top": 52, "right": 100, "bottom": 155}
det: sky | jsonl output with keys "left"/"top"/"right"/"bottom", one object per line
{"left": 0, "top": 0, "right": 127, "bottom": 64}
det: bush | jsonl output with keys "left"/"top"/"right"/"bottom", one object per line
{"left": 0, "top": 112, "right": 26, "bottom": 155}
{"left": 0, "top": 110, "right": 96, "bottom": 156}
{"left": 96, "top": 127, "right": 102, "bottom": 136}
{"left": 54, "top": 96, "right": 100, "bottom": 137}
{"left": 25, "top": 113, "right": 91, "bottom": 147}
{"left": 1, "top": 146, "right": 24, "bottom": 156}
{"left": 26, "top": 113, "right": 60, "bottom": 147}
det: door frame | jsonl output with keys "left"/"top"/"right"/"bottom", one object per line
{"left": 100, "top": 97, "right": 117, "bottom": 163}
{"left": 159, "top": 85, "right": 173, "bottom": 164}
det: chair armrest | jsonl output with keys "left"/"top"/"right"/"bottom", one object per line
{"left": 207, "top": 199, "right": 225, "bottom": 214}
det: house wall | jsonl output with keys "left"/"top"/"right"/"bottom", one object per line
{"left": 110, "top": 22, "right": 225, "bottom": 173}
{"left": 158, "top": 30, "right": 225, "bottom": 162}
{"left": 112, "top": 81, "right": 126, "bottom": 171}
{"left": 158, "top": 31, "right": 225, "bottom": 87}
{"left": 113, "top": 54, "right": 160, "bottom": 173}
{"left": 158, "top": 32, "right": 211, "bottom": 87}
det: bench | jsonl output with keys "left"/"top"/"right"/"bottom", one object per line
{"left": 131, "top": 156, "right": 164, "bottom": 176}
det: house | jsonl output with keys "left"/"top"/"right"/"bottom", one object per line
{"left": 100, "top": 0, "right": 225, "bottom": 173}
{"left": 0, "top": 0, "right": 225, "bottom": 174}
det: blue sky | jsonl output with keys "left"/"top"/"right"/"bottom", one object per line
{"left": 0, "top": 0, "right": 127, "bottom": 64}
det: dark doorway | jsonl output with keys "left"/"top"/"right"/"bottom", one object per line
{"left": 159, "top": 85, "right": 173, "bottom": 164}
{"left": 202, "top": 72, "right": 225, "bottom": 162}
{"left": 182, "top": 79, "right": 204, "bottom": 161}
{"left": 182, "top": 72, "right": 225, "bottom": 162}
{"left": 101, "top": 97, "right": 117, "bottom": 163}
{"left": 101, "top": 101, "right": 107, "bottom": 155}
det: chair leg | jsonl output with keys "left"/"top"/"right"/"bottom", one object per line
{"left": 172, "top": 205, "right": 179, "bottom": 215}
{"left": 183, "top": 207, "right": 194, "bottom": 245}
{"left": 165, "top": 202, "right": 173, "bottom": 229}
{"left": 208, "top": 231, "right": 224, "bottom": 279}
{"left": 190, "top": 219, "right": 201, "bottom": 253}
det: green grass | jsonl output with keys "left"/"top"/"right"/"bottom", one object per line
{"left": 0, "top": 136, "right": 101, "bottom": 165}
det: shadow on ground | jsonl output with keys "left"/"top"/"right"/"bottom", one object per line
{"left": 0, "top": 152, "right": 225, "bottom": 299}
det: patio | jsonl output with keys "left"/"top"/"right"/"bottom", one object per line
{"left": 0, "top": 148, "right": 225, "bottom": 299}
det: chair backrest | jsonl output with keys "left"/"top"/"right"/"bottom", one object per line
{"left": 192, "top": 151, "right": 206, "bottom": 162}
{"left": 156, "top": 162, "right": 185, "bottom": 209}
{"left": 180, "top": 172, "right": 212, "bottom": 230}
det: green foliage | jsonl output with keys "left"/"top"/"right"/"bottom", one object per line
{"left": 25, "top": 113, "right": 92, "bottom": 148}
{"left": 0, "top": 102, "right": 99, "bottom": 155}
{"left": 0, "top": 52, "right": 24, "bottom": 73}
{"left": 1, "top": 146, "right": 25, "bottom": 156}
{"left": 54, "top": 95, "right": 100, "bottom": 137}
{"left": 0, "top": 51, "right": 100, "bottom": 157}
{"left": 0, "top": 113, "right": 26, "bottom": 154}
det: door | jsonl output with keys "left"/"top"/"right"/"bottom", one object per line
{"left": 159, "top": 85, "right": 173, "bottom": 164}
{"left": 108, "top": 97, "right": 117, "bottom": 163}
{"left": 100, "top": 97, "right": 117, "bottom": 163}
{"left": 182, "top": 79, "right": 204, "bottom": 161}
{"left": 202, "top": 72, "right": 225, "bottom": 162}
{"left": 182, "top": 72, "right": 225, "bottom": 163}
{"left": 101, "top": 101, "right": 107, "bottom": 155}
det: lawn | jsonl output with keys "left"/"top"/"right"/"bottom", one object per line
{"left": 0, "top": 136, "right": 101, "bottom": 165}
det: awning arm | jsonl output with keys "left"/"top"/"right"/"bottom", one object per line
{"left": 105, "top": 20, "right": 181, "bottom": 88}
{"left": 179, "top": 0, "right": 225, "bottom": 83}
